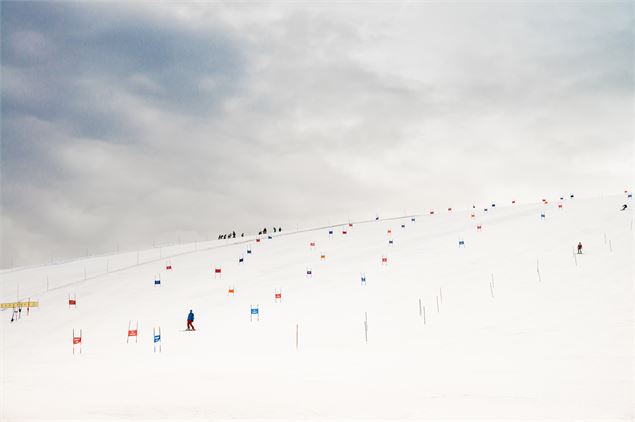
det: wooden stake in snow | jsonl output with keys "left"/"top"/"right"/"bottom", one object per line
{"left": 536, "top": 259, "right": 542, "bottom": 282}
{"left": 364, "top": 312, "right": 368, "bottom": 344}
{"left": 573, "top": 247, "right": 578, "bottom": 266}
{"left": 436, "top": 296, "right": 440, "bottom": 313}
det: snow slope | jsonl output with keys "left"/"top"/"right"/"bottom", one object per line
{"left": 1, "top": 195, "right": 632, "bottom": 421}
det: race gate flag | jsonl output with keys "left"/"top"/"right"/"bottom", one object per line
{"left": 459, "top": 239, "right": 465, "bottom": 247}
{"left": 275, "top": 290, "right": 282, "bottom": 302}
{"left": 381, "top": 256, "right": 388, "bottom": 265}
{"left": 250, "top": 305, "right": 260, "bottom": 321}
{"left": 72, "top": 329, "right": 82, "bottom": 354}
{"left": 361, "top": 273, "right": 367, "bottom": 286}
{"left": 247, "top": 248, "right": 252, "bottom": 254}
{"left": 309, "top": 241, "right": 316, "bottom": 248}
{"left": 256, "top": 238, "right": 261, "bottom": 243}
{"left": 228, "top": 286, "right": 235, "bottom": 296}
{"left": 127, "top": 321, "right": 138, "bottom": 344}
{"left": 477, "top": 225, "right": 482, "bottom": 232}
{"left": 68, "top": 294, "right": 77, "bottom": 309}
{"left": 342, "top": 230, "right": 348, "bottom": 235}
{"left": 166, "top": 261, "right": 172, "bottom": 270}
{"left": 154, "top": 278, "right": 161, "bottom": 286}
{"left": 153, "top": 327, "right": 162, "bottom": 353}
{"left": 320, "top": 254, "right": 326, "bottom": 261}
{"left": 239, "top": 256, "right": 244, "bottom": 263}
{"left": 214, "top": 267, "right": 222, "bottom": 278}
{"left": 306, "top": 268, "right": 313, "bottom": 278}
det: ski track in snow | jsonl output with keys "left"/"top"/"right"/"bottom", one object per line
{"left": 1, "top": 195, "right": 633, "bottom": 421}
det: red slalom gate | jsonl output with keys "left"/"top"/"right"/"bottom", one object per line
{"left": 72, "top": 329, "right": 82, "bottom": 354}
{"left": 68, "top": 294, "right": 77, "bottom": 309}
{"left": 127, "top": 321, "right": 138, "bottom": 344}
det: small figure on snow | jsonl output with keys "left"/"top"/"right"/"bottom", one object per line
{"left": 621, "top": 204, "right": 628, "bottom": 211}
{"left": 278, "top": 227, "right": 282, "bottom": 233}
{"left": 187, "top": 310, "right": 195, "bottom": 331}
{"left": 577, "top": 242, "right": 583, "bottom": 254}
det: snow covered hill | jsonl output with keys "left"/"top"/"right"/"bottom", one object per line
{"left": 1, "top": 194, "right": 632, "bottom": 421}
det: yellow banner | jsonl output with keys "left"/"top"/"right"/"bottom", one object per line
{"left": 1, "top": 301, "right": 39, "bottom": 309}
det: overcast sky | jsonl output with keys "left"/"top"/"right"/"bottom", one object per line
{"left": 1, "top": 1, "right": 632, "bottom": 267}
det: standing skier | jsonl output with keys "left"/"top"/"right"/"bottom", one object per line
{"left": 187, "top": 309, "right": 195, "bottom": 331}
{"left": 577, "top": 242, "right": 583, "bottom": 254}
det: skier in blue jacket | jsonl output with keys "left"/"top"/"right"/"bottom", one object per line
{"left": 187, "top": 310, "right": 195, "bottom": 331}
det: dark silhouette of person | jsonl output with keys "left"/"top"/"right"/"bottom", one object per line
{"left": 577, "top": 242, "right": 583, "bottom": 254}
{"left": 621, "top": 204, "right": 628, "bottom": 211}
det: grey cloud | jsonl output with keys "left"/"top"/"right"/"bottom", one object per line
{"left": 1, "top": 2, "right": 632, "bottom": 267}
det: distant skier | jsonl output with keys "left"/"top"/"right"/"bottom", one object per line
{"left": 186, "top": 310, "right": 195, "bottom": 331}
{"left": 577, "top": 242, "right": 583, "bottom": 254}
{"left": 273, "top": 227, "right": 277, "bottom": 233}
{"left": 263, "top": 227, "right": 267, "bottom": 235}
{"left": 278, "top": 227, "right": 282, "bottom": 233}
{"left": 621, "top": 204, "right": 627, "bottom": 211}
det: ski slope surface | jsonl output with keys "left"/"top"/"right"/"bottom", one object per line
{"left": 1, "top": 195, "right": 633, "bottom": 421}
